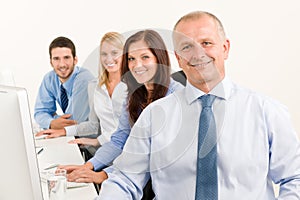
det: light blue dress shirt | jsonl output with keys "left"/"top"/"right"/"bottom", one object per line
{"left": 89, "top": 79, "right": 184, "bottom": 171}
{"left": 98, "top": 77, "right": 300, "bottom": 200}
{"left": 34, "top": 66, "right": 94, "bottom": 129}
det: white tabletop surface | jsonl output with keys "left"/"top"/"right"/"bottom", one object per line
{"left": 35, "top": 136, "right": 279, "bottom": 199}
{"left": 35, "top": 136, "right": 98, "bottom": 200}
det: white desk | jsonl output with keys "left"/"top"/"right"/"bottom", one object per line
{"left": 35, "top": 136, "right": 98, "bottom": 200}
{"left": 35, "top": 137, "right": 280, "bottom": 199}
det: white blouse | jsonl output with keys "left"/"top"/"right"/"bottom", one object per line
{"left": 65, "top": 78, "right": 128, "bottom": 145}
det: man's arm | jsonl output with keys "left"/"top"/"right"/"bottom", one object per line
{"left": 50, "top": 114, "right": 76, "bottom": 129}
{"left": 69, "top": 68, "right": 94, "bottom": 123}
{"left": 64, "top": 80, "right": 100, "bottom": 137}
{"left": 266, "top": 100, "right": 300, "bottom": 198}
{"left": 97, "top": 170, "right": 149, "bottom": 200}
{"left": 34, "top": 75, "right": 58, "bottom": 129}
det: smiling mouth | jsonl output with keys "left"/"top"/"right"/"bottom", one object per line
{"left": 106, "top": 63, "right": 116, "bottom": 67}
{"left": 134, "top": 70, "right": 147, "bottom": 75}
{"left": 59, "top": 68, "right": 68, "bottom": 72}
{"left": 189, "top": 60, "right": 212, "bottom": 68}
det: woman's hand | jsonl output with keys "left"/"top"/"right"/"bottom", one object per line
{"left": 68, "top": 138, "right": 100, "bottom": 147}
{"left": 35, "top": 128, "right": 66, "bottom": 139}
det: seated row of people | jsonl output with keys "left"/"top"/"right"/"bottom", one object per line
{"left": 35, "top": 10, "right": 300, "bottom": 200}
{"left": 35, "top": 29, "right": 185, "bottom": 199}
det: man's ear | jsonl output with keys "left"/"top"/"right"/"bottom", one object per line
{"left": 74, "top": 56, "right": 78, "bottom": 65}
{"left": 223, "top": 39, "right": 230, "bottom": 60}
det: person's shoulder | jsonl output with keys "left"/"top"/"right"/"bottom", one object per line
{"left": 231, "top": 82, "right": 262, "bottom": 101}
{"left": 88, "top": 78, "right": 98, "bottom": 88}
{"left": 151, "top": 88, "right": 184, "bottom": 108}
{"left": 74, "top": 67, "right": 95, "bottom": 81}
{"left": 78, "top": 66, "right": 92, "bottom": 73}
{"left": 116, "top": 81, "right": 128, "bottom": 91}
{"left": 168, "top": 78, "right": 184, "bottom": 94}
{"left": 154, "top": 78, "right": 185, "bottom": 105}
{"left": 88, "top": 77, "right": 98, "bottom": 84}
{"left": 42, "top": 70, "right": 58, "bottom": 82}
{"left": 142, "top": 89, "right": 187, "bottom": 120}
{"left": 171, "top": 70, "right": 186, "bottom": 86}
{"left": 231, "top": 81, "right": 288, "bottom": 111}
{"left": 75, "top": 66, "right": 93, "bottom": 76}
{"left": 43, "top": 69, "right": 55, "bottom": 77}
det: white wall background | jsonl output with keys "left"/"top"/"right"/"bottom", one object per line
{"left": 0, "top": 0, "right": 299, "bottom": 135}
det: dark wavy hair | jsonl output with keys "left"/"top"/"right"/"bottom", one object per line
{"left": 49, "top": 36, "right": 76, "bottom": 58}
{"left": 121, "top": 30, "right": 171, "bottom": 124}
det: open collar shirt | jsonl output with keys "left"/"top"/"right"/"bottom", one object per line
{"left": 98, "top": 77, "right": 300, "bottom": 200}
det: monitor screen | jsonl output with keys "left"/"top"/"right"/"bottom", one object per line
{"left": 0, "top": 85, "right": 43, "bottom": 200}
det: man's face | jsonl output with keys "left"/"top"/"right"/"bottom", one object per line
{"left": 174, "top": 15, "right": 230, "bottom": 91}
{"left": 50, "top": 47, "right": 77, "bottom": 83}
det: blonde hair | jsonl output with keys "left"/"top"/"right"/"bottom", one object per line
{"left": 99, "top": 32, "right": 125, "bottom": 86}
{"left": 173, "top": 11, "right": 226, "bottom": 41}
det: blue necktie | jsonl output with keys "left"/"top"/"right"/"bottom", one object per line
{"left": 195, "top": 94, "right": 218, "bottom": 200}
{"left": 60, "top": 85, "right": 68, "bottom": 113}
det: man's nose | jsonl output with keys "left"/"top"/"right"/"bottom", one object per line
{"left": 193, "top": 44, "right": 206, "bottom": 58}
{"left": 58, "top": 59, "right": 66, "bottom": 67}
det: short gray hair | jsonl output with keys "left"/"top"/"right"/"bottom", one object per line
{"left": 173, "top": 11, "right": 226, "bottom": 41}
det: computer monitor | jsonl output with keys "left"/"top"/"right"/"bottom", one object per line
{"left": 0, "top": 85, "right": 43, "bottom": 200}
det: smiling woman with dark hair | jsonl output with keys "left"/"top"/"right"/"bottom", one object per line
{"left": 121, "top": 29, "right": 171, "bottom": 123}
{"left": 57, "top": 30, "right": 183, "bottom": 198}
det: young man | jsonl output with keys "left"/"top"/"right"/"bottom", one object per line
{"left": 97, "top": 11, "right": 300, "bottom": 199}
{"left": 34, "top": 36, "right": 94, "bottom": 129}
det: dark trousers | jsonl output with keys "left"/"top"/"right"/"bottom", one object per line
{"left": 75, "top": 135, "right": 98, "bottom": 162}
{"left": 142, "top": 179, "right": 155, "bottom": 200}
{"left": 79, "top": 145, "right": 97, "bottom": 161}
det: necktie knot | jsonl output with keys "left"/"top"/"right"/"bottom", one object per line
{"left": 199, "top": 94, "right": 216, "bottom": 108}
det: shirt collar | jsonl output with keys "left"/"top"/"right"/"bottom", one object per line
{"left": 60, "top": 66, "right": 79, "bottom": 92}
{"left": 166, "top": 78, "right": 180, "bottom": 95}
{"left": 185, "top": 76, "right": 233, "bottom": 105}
